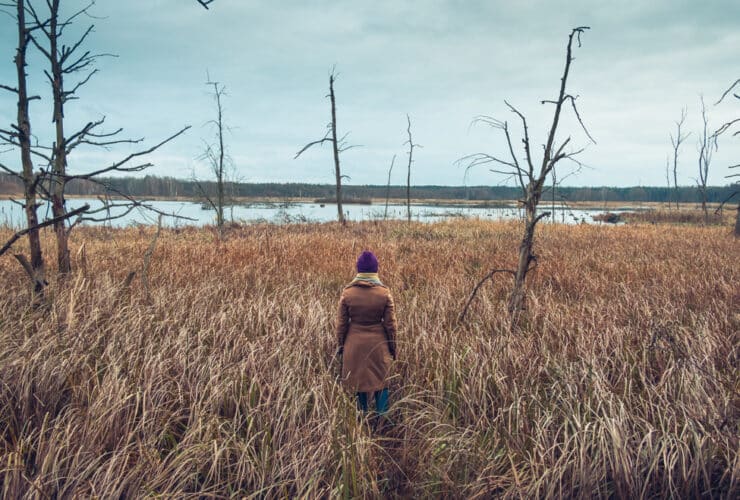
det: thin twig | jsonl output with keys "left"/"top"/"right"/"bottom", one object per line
{"left": 458, "top": 268, "right": 516, "bottom": 324}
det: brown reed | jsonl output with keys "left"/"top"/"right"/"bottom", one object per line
{"left": 0, "top": 220, "right": 738, "bottom": 498}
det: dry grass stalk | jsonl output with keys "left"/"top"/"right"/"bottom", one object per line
{"left": 0, "top": 220, "right": 737, "bottom": 497}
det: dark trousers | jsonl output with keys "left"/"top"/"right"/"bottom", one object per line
{"left": 357, "top": 388, "right": 389, "bottom": 414}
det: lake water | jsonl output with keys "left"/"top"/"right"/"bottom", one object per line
{"left": 0, "top": 198, "right": 627, "bottom": 229}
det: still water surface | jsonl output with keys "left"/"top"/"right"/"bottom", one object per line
{"left": 0, "top": 198, "right": 626, "bottom": 228}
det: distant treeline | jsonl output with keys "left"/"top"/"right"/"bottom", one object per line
{"left": 0, "top": 173, "right": 735, "bottom": 203}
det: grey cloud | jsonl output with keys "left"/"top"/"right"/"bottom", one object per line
{"left": 0, "top": 0, "right": 737, "bottom": 187}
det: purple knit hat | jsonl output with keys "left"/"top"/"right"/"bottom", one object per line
{"left": 356, "top": 250, "right": 379, "bottom": 273}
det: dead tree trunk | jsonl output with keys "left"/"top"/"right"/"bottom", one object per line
{"left": 670, "top": 108, "right": 689, "bottom": 210}
{"left": 295, "top": 69, "right": 357, "bottom": 225}
{"left": 509, "top": 187, "right": 550, "bottom": 315}
{"left": 9, "top": 0, "right": 191, "bottom": 278}
{"left": 697, "top": 97, "right": 712, "bottom": 226}
{"left": 459, "top": 27, "right": 593, "bottom": 323}
{"left": 404, "top": 114, "right": 419, "bottom": 223}
{"left": 11, "top": 0, "right": 45, "bottom": 290}
{"left": 196, "top": 79, "right": 228, "bottom": 234}
{"left": 384, "top": 154, "right": 396, "bottom": 220}
{"left": 48, "top": 0, "right": 72, "bottom": 272}
{"left": 215, "top": 84, "right": 225, "bottom": 230}
{"left": 664, "top": 155, "right": 671, "bottom": 208}
{"left": 507, "top": 28, "right": 593, "bottom": 316}
{"left": 329, "top": 73, "right": 344, "bottom": 224}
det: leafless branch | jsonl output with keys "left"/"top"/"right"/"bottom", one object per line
{"left": 505, "top": 100, "right": 535, "bottom": 177}
{"left": 0, "top": 203, "right": 90, "bottom": 257}
{"left": 715, "top": 79, "right": 740, "bottom": 105}
{"left": 541, "top": 94, "right": 596, "bottom": 145}
{"left": 470, "top": 115, "right": 505, "bottom": 129}
{"left": 66, "top": 126, "right": 190, "bottom": 180}
{"left": 72, "top": 202, "right": 137, "bottom": 226}
{"left": 63, "top": 117, "right": 118, "bottom": 152}
{"left": 462, "top": 114, "right": 528, "bottom": 190}
{"left": 193, "top": 177, "right": 218, "bottom": 212}
{"left": 714, "top": 118, "right": 740, "bottom": 138}
{"left": 457, "top": 153, "right": 517, "bottom": 170}
{"left": 551, "top": 137, "right": 572, "bottom": 164}
{"left": 566, "top": 95, "right": 596, "bottom": 144}
{"left": 294, "top": 131, "right": 332, "bottom": 159}
{"left": 51, "top": 1, "right": 96, "bottom": 34}
{"left": 73, "top": 177, "right": 197, "bottom": 222}
{"left": 556, "top": 159, "right": 585, "bottom": 183}
{"left": 502, "top": 121, "right": 526, "bottom": 190}
{"left": 5, "top": 198, "right": 25, "bottom": 207}
{"left": 197, "top": 0, "right": 215, "bottom": 9}
{"left": 64, "top": 67, "right": 98, "bottom": 97}
{"left": 13, "top": 253, "right": 46, "bottom": 291}
{"left": 338, "top": 144, "right": 362, "bottom": 153}
{"left": 534, "top": 211, "right": 552, "bottom": 224}
{"left": 59, "top": 24, "right": 94, "bottom": 65}
{"left": 714, "top": 191, "right": 738, "bottom": 214}
{"left": 0, "top": 162, "right": 24, "bottom": 181}
{"left": 458, "top": 268, "right": 516, "bottom": 324}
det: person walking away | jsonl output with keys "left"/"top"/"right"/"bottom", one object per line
{"left": 336, "top": 250, "right": 397, "bottom": 416}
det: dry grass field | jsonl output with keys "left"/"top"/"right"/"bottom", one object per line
{"left": 1, "top": 220, "right": 738, "bottom": 498}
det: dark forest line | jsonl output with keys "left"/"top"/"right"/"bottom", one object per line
{"left": 0, "top": 173, "right": 735, "bottom": 203}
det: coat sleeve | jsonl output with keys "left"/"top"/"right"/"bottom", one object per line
{"left": 336, "top": 293, "right": 350, "bottom": 351}
{"left": 382, "top": 291, "right": 398, "bottom": 359}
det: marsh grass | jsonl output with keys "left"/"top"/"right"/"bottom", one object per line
{"left": 0, "top": 220, "right": 738, "bottom": 498}
{"left": 621, "top": 209, "right": 727, "bottom": 225}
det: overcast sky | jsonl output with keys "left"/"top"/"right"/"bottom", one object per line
{"left": 1, "top": 0, "right": 738, "bottom": 187}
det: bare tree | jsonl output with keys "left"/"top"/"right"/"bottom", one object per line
{"left": 29, "top": 0, "right": 92, "bottom": 273}
{"left": 196, "top": 78, "right": 229, "bottom": 234}
{"left": 404, "top": 114, "right": 420, "bottom": 223}
{"left": 697, "top": 96, "right": 713, "bottom": 225}
{"left": 670, "top": 108, "right": 690, "bottom": 210}
{"left": 0, "top": 0, "right": 45, "bottom": 291}
{"left": 383, "top": 154, "right": 396, "bottom": 220}
{"left": 714, "top": 79, "right": 740, "bottom": 236}
{"left": 1, "top": 1, "right": 189, "bottom": 280}
{"left": 459, "top": 27, "right": 593, "bottom": 320}
{"left": 664, "top": 155, "right": 671, "bottom": 209}
{"left": 295, "top": 68, "right": 357, "bottom": 224}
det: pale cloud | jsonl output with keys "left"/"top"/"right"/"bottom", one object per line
{"left": 0, "top": 0, "right": 738, "bottom": 187}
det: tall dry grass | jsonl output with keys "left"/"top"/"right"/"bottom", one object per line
{"left": 0, "top": 220, "right": 738, "bottom": 498}
{"left": 620, "top": 209, "right": 727, "bottom": 225}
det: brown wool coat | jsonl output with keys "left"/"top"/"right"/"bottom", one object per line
{"left": 336, "top": 281, "right": 398, "bottom": 392}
